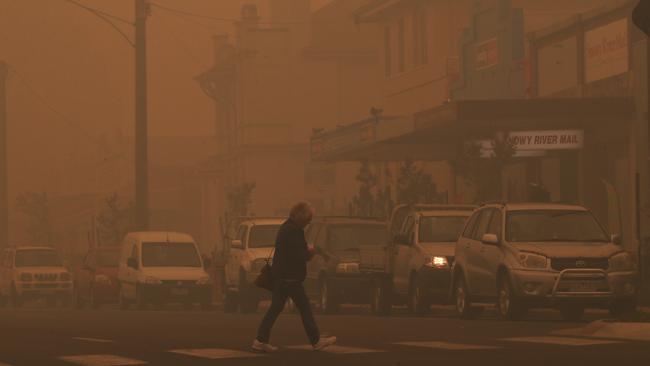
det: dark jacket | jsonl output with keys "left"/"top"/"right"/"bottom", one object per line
{"left": 271, "top": 219, "right": 310, "bottom": 282}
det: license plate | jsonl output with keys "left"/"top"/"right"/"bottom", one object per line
{"left": 568, "top": 281, "right": 598, "bottom": 292}
{"left": 171, "top": 288, "right": 189, "bottom": 296}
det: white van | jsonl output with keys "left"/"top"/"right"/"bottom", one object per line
{"left": 117, "top": 232, "right": 212, "bottom": 310}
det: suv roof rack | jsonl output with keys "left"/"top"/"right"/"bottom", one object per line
{"left": 479, "top": 201, "right": 506, "bottom": 207}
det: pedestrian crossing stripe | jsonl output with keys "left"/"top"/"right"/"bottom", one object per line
{"left": 169, "top": 348, "right": 263, "bottom": 359}
{"left": 394, "top": 341, "right": 500, "bottom": 350}
{"left": 286, "top": 345, "right": 383, "bottom": 354}
{"left": 72, "top": 337, "right": 115, "bottom": 343}
{"left": 503, "top": 336, "right": 622, "bottom": 346}
{"left": 58, "top": 354, "right": 146, "bottom": 366}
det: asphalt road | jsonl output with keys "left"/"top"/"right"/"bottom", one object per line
{"left": 0, "top": 304, "right": 647, "bottom": 366}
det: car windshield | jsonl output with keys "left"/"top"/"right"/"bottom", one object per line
{"left": 328, "top": 224, "right": 388, "bottom": 251}
{"left": 506, "top": 210, "right": 609, "bottom": 243}
{"left": 418, "top": 216, "right": 468, "bottom": 243}
{"left": 97, "top": 250, "right": 119, "bottom": 267}
{"left": 141, "top": 242, "right": 201, "bottom": 267}
{"left": 15, "top": 249, "right": 62, "bottom": 267}
{"left": 249, "top": 225, "right": 281, "bottom": 248}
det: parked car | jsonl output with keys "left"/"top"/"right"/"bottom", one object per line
{"left": 222, "top": 218, "right": 283, "bottom": 313}
{"left": 359, "top": 206, "right": 473, "bottom": 315}
{"left": 451, "top": 203, "right": 638, "bottom": 321}
{"left": 117, "top": 232, "right": 212, "bottom": 310}
{"left": 388, "top": 204, "right": 475, "bottom": 239}
{"left": 73, "top": 246, "right": 120, "bottom": 309}
{"left": 304, "top": 217, "right": 389, "bottom": 313}
{"left": 0, "top": 246, "right": 73, "bottom": 307}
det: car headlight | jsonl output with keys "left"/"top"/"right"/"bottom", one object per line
{"left": 609, "top": 252, "right": 635, "bottom": 272}
{"left": 20, "top": 273, "right": 32, "bottom": 282}
{"left": 59, "top": 272, "right": 71, "bottom": 281}
{"left": 336, "top": 262, "right": 360, "bottom": 273}
{"left": 143, "top": 276, "right": 162, "bottom": 285}
{"left": 94, "top": 274, "right": 112, "bottom": 284}
{"left": 251, "top": 258, "right": 269, "bottom": 273}
{"left": 424, "top": 256, "right": 449, "bottom": 269}
{"left": 518, "top": 252, "right": 549, "bottom": 269}
{"left": 196, "top": 276, "right": 211, "bottom": 285}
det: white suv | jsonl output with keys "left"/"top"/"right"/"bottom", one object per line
{"left": 223, "top": 218, "right": 283, "bottom": 313}
{"left": 0, "top": 246, "right": 73, "bottom": 307}
{"left": 452, "top": 203, "right": 638, "bottom": 321}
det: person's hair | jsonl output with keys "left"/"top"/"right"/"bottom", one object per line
{"left": 289, "top": 202, "right": 313, "bottom": 224}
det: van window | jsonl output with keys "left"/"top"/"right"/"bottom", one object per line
{"left": 141, "top": 242, "right": 201, "bottom": 267}
{"left": 249, "top": 225, "right": 281, "bottom": 248}
{"left": 15, "top": 249, "right": 62, "bottom": 267}
{"left": 487, "top": 209, "right": 502, "bottom": 237}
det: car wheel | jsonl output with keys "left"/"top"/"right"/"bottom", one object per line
{"left": 135, "top": 285, "right": 148, "bottom": 310}
{"left": 74, "top": 287, "right": 85, "bottom": 310}
{"left": 223, "top": 289, "right": 238, "bottom": 313}
{"left": 609, "top": 299, "right": 637, "bottom": 320}
{"left": 371, "top": 277, "right": 391, "bottom": 316}
{"left": 238, "top": 272, "right": 258, "bottom": 314}
{"left": 454, "top": 275, "right": 477, "bottom": 319}
{"left": 408, "top": 276, "right": 429, "bottom": 316}
{"left": 559, "top": 304, "right": 585, "bottom": 321}
{"left": 319, "top": 278, "right": 339, "bottom": 314}
{"left": 118, "top": 286, "right": 130, "bottom": 310}
{"left": 89, "top": 288, "right": 100, "bottom": 310}
{"left": 497, "top": 275, "right": 526, "bottom": 321}
{"left": 10, "top": 284, "right": 22, "bottom": 309}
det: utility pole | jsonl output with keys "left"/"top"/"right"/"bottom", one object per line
{"left": 0, "top": 62, "right": 8, "bottom": 248}
{"left": 135, "top": 0, "right": 149, "bottom": 230}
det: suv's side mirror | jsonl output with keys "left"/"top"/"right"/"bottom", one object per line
{"left": 482, "top": 233, "right": 500, "bottom": 245}
{"left": 127, "top": 257, "right": 139, "bottom": 269}
{"left": 611, "top": 234, "right": 622, "bottom": 245}
{"left": 230, "top": 239, "right": 243, "bottom": 249}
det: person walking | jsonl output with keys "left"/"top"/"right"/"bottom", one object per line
{"left": 252, "top": 202, "right": 337, "bottom": 353}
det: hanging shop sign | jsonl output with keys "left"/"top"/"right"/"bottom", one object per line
{"left": 585, "top": 18, "right": 629, "bottom": 83}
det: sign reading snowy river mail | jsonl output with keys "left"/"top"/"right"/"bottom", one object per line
{"left": 509, "top": 130, "right": 583, "bottom": 151}
{"left": 477, "top": 130, "right": 584, "bottom": 158}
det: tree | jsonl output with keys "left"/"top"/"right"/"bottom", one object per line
{"left": 15, "top": 192, "right": 52, "bottom": 245}
{"left": 96, "top": 193, "right": 134, "bottom": 246}
{"left": 396, "top": 159, "right": 442, "bottom": 205}
{"left": 349, "top": 161, "right": 394, "bottom": 219}
{"left": 226, "top": 182, "right": 256, "bottom": 218}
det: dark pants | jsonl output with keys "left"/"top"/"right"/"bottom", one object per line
{"left": 256, "top": 280, "right": 320, "bottom": 345}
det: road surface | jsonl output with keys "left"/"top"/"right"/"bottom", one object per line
{"left": 0, "top": 305, "right": 647, "bottom": 366}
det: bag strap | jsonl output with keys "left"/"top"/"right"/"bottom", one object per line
{"left": 265, "top": 247, "right": 275, "bottom": 263}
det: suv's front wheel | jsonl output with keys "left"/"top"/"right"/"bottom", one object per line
{"left": 454, "top": 275, "right": 475, "bottom": 319}
{"left": 497, "top": 275, "right": 526, "bottom": 320}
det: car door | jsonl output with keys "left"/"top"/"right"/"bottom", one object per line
{"left": 474, "top": 209, "right": 504, "bottom": 298}
{"left": 467, "top": 209, "right": 494, "bottom": 297}
{"left": 464, "top": 209, "right": 491, "bottom": 295}
{"left": 392, "top": 215, "right": 415, "bottom": 294}
{"left": 305, "top": 223, "right": 324, "bottom": 294}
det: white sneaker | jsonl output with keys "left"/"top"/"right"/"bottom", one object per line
{"left": 252, "top": 339, "right": 278, "bottom": 353}
{"left": 313, "top": 336, "right": 337, "bottom": 351}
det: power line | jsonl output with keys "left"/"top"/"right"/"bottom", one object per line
{"left": 63, "top": 0, "right": 134, "bottom": 26}
{"left": 62, "top": 0, "right": 135, "bottom": 47}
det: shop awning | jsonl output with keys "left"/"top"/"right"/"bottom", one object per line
{"left": 310, "top": 98, "right": 636, "bottom": 162}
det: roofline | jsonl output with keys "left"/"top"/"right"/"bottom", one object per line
{"left": 353, "top": 0, "right": 403, "bottom": 23}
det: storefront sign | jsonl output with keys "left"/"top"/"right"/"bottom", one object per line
{"left": 475, "top": 38, "right": 498, "bottom": 70}
{"left": 476, "top": 129, "right": 584, "bottom": 158}
{"left": 509, "top": 130, "right": 584, "bottom": 150}
{"left": 585, "top": 18, "right": 628, "bottom": 83}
